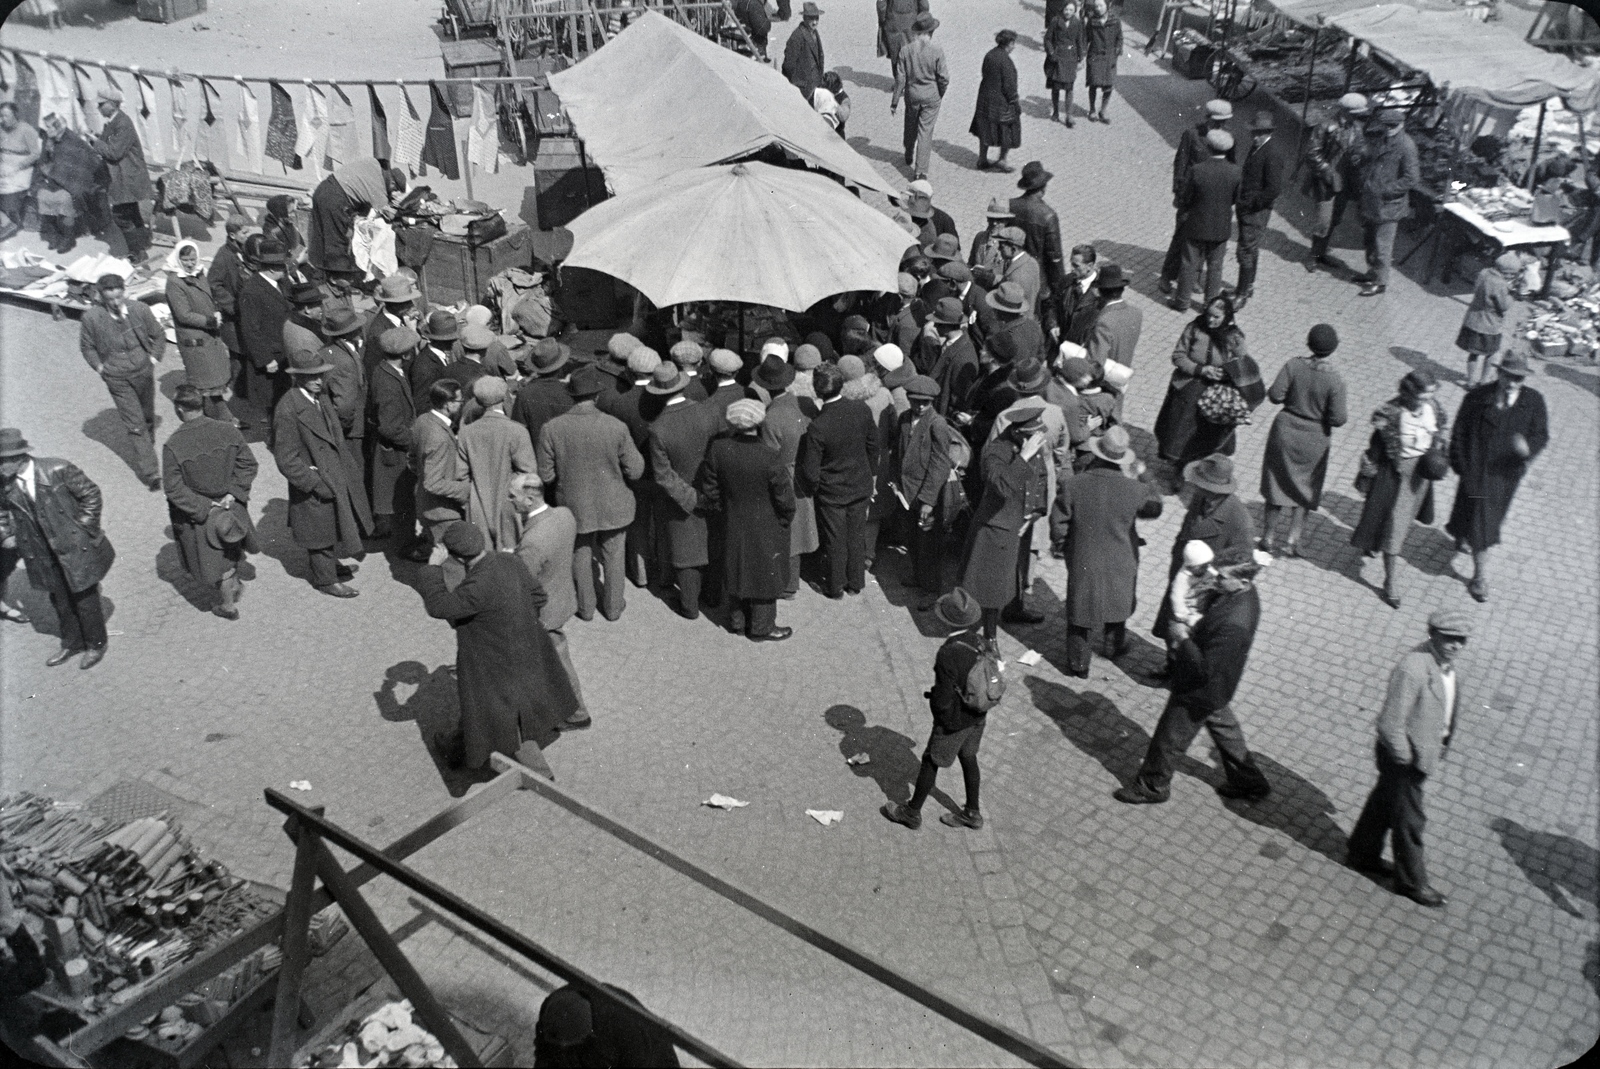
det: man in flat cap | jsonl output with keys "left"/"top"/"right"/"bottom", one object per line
{"left": 79, "top": 273, "right": 166, "bottom": 490}
{"left": 458, "top": 376, "right": 536, "bottom": 551}
{"left": 1353, "top": 108, "right": 1419, "bottom": 297}
{"left": 1172, "top": 128, "right": 1240, "bottom": 311}
{"left": 88, "top": 85, "right": 152, "bottom": 267}
{"left": 894, "top": 373, "right": 961, "bottom": 595}
{"left": 1347, "top": 610, "right": 1472, "bottom": 908}
{"left": 1160, "top": 99, "right": 1235, "bottom": 294}
{"left": 798, "top": 363, "right": 880, "bottom": 600}
{"left": 646, "top": 363, "right": 715, "bottom": 620}
{"left": 1301, "top": 93, "right": 1369, "bottom": 272}
{"left": 163, "top": 385, "right": 258, "bottom": 621}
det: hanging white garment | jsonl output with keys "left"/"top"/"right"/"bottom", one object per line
{"left": 131, "top": 72, "right": 164, "bottom": 166}
{"left": 39, "top": 59, "right": 84, "bottom": 133}
{"left": 466, "top": 84, "right": 499, "bottom": 174}
{"left": 351, "top": 211, "right": 398, "bottom": 281}
{"left": 233, "top": 78, "right": 263, "bottom": 173}
{"left": 325, "top": 84, "right": 360, "bottom": 170}
{"left": 168, "top": 76, "right": 195, "bottom": 164}
{"left": 293, "top": 81, "right": 329, "bottom": 183}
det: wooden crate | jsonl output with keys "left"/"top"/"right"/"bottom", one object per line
{"left": 421, "top": 223, "right": 537, "bottom": 307}
{"left": 137, "top": 0, "right": 207, "bottom": 24}
{"left": 440, "top": 39, "right": 505, "bottom": 118}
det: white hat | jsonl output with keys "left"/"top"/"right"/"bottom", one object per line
{"left": 907, "top": 178, "right": 933, "bottom": 198}
{"left": 873, "top": 343, "right": 905, "bottom": 372}
{"left": 760, "top": 338, "right": 790, "bottom": 361}
{"left": 1182, "top": 540, "right": 1215, "bottom": 569}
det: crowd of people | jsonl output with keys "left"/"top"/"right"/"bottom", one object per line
{"left": 0, "top": 3, "right": 1562, "bottom": 921}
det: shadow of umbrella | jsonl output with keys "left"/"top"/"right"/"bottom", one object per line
{"left": 1489, "top": 816, "right": 1599, "bottom": 918}
{"left": 823, "top": 704, "right": 957, "bottom": 812}
{"left": 374, "top": 659, "right": 493, "bottom": 797}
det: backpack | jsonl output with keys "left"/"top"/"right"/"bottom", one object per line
{"left": 953, "top": 637, "right": 1006, "bottom": 712}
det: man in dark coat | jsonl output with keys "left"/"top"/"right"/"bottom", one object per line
{"left": 1050, "top": 427, "right": 1162, "bottom": 677}
{"left": 208, "top": 219, "right": 250, "bottom": 405}
{"left": 733, "top": 0, "right": 772, "bottom": 56}
{"left": 419, "top": 521, "right": 579, "bottom": 773}
{"left": 88, "top": 87, "right": 152, "bottom": 265}
{"left": 1116, "top": 554, "right": 1273, "bottom": 804}
{"left": 1151, "top": 454, "right": 1255, "bottom": 650}
{"left": 512, "top": 339, "right": 577, "bottom": 449}
{"left": 534, "top": 984, "right": 680, "bottom": 1068}
{"left": 1232, "top": 111, "right": 1288, "bottom": 309}
{"left": 959, "top": 404, "right": 1049, "bottom": 642}
{"left": 878, "top": 0, "right": 929, "bottom": 65}
{"left": 1160, "top": 99, "right": 1234, "bottom": 294}
{"left": 983, "top": 280, "right": 1047, "bottom": 368}
{"left": 410, "top": 379, "right": 470, "bottom": 547}
{"left": 367, "top": 327, "right": 423, "bottom": 555}
{"left": 319, "top": 308, "right": 367, "bottom": 448}
{"left": 1445, "top": 353, "right": 1549, "bottom": 603}
{"left": 1009, "top": 162, "right": 1067, "bottom": 335}
{"left": 798, "top": 364, "right": 880, "bottom": 599}
{"left": 1059, "top": 244, "right": 1102, "bottom": 347}
{"left": 0, "top": 430, "right": 114, "bottom": 669}
{"left": 1354, "top": 109, "right": 1420, "bottom": 297}
{"left": 79, "top": 274, "right": 165, "bottom": 489}
{"left": 598, "top": 347, "right": 667, "bottom": 589}
{"left": 782, "top": 3, "right": 827, "bottom": 101}
{"left": 363, "top": 275, "right": 422, "bottom": 376}
{"left": 699, "top": 347, "right": 747, "bottom": 432}
{"left": 646, "top": 365, "right": 714, "bottom": 620}
{"left": 163, "top": 386, "right": 258, "bottom": 620}
{"left": 1173, "top": 129, "right": 1240, "bottom": 311}
{"left": 894, "top": 374, "right": 959, "bottom": 594}
{"left": 236, "top": 240, "right": 292, "bottom": 427}
{"left": 1086, "top": 265, "right": 1141, "bottom": 393}
{"left": 411, "top": 311, "right": 462, "bottom": 411}
{"left": 1302, "top": 93, "right": 1369, "bottom": 271}
{"left": 697, "top": 399, "right": 796, "bottom": 641}
{"left": 38, "top": 112, "right": 109, "bottom": 245}
{"left": 272, "top": 349, "right": 372, "bottom": 597}
{"left": 925, "top": 297, "right": 980, "bottom": 419}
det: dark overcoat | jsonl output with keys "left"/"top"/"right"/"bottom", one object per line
{"left": 960, "top": 437, "right": 1047, "bottom": 609}
{"left": 206, "top": 242, "right": 245, "bottom": 354}
{"left": 417, "top": 553, "right": 578, "bottom": 768}
{"left": 41, "top": 128, "right": 106, "bottom": 199}
{"left": 1050, "top": 464, "right": 1163, "bottom": 626}
{"left": 761, "top": 390, "right": 820, "bottom": 556}
{"left": 535, "top": 402, "right": 644, "bottom": 534}
{"left": 696, "top": 434, "right": 796, "bottom": 601}
{"left": 163, "top": 416, "right": 259, "bottom": 584}
{"left": 797, "top": 397, "right": 879, "bottom": 506}
{"left": 647, "top": 400, "right": 714, "bottom": 568}
{"left": 307, "top": 173, "right": 359, "bottom": 275}
{"left": 782, "top": 23, "right": 827, "bottom": 100}
{"left": 366, "top": 361, "right": 415, "bottom": 515}
{"left": 878, "top": 0, "right": 927, "bottom": 60}
{"left": 1180, "top": 158, "right": 1241, "bottom": 242}
{"left": 272, "top": 387, "right": 372, "bottom": 556}
{"left": 511, "top": 375, "right": 575, "bottom": 448}
{"left": 0, "top": 458, "right": 114, "bottom": 594}
{"left": 1152, "top": 493, "right": 1253, "bottom": 639}
{"left": 165, "top": 273, "right": 231, "bottom": 391}
{"left": 1044, "top": 14, "right": 1086, "bottom": 88}
{"left": 89, "top": 110, "right": 151, "bottom": 205}
{"left": 970, "top": 46, "right": 1021, "bottom": 147}
{"left": 1084, "top": 16, "right": 1122, "bottom": 87}
{"left": 322, "top": 338, "right": 367, "bottom": 441}
{"left": 1446, "top": 383, "right": 1549, "bottom": 551}
{"left": 237, "top": 273, "right": 290, "bottom": 371}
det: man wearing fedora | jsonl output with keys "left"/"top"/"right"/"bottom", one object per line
{"left": 798, "top": 363, "right": 880, "bottom": 600}
{"left": 908, "top": 184, "right": 958, "bottom": 249}
{"left": 319, "top": 307, "right": 367, "bottom": 449}
{"left": 88, "top": 85, "right": 152, "bottom": 268}
{"left": 755, "top": 354, "right": 820, "bottom": 600}
{"left": 237, "top": 239, "right": 292, "bottom": 427}
{"left": 1010, "top": 162, "right": 1066, "bottom": 335}
{"left": 1160, "top": 99, "right": 1235, "bottom": 296}
{"left": 537, "top": 366, "right": 645, "bottom": 622}
{"left": 782, "top": 4, "right": 827, "bottom": 102}
{"left": 273, "top": 349, "right": 373, "bottom": 598}
{"left": 985, "top": 281, "right": 1047, "bottom": 367}
{"left": 282, "top": 282, "right": 326, "bottom": 364}
{"left": 1233, "top": 110, "right": 1288, "bottom": 311}
{"left": 1059, "top": 244, "right": 1101, "bottom": 347}
{"left": 0, "top": 429, "right": 114, "bottom": 669}
{"left": 512, "top": 338, "right": 577, "bottom": 449}
{"left": 646, "top": 363, "right": 715, "bottom": 619}
{"left": 969, "top": 198, "right": 1014, "bottom": 290}
{"left": 367, "top": 327, "right": 424, "bottom": 556}
{"left": 411, "top": 379, "right": 471, "bottom": 553}
{"left": 890, "top": 15, "right": 948, "bottom": 181}
{"left": 1117, "top": 550, "right": 1272, "bottom": 806}
{"left": 363, "top": 275, "right": 421, "bottom": 376}
{"left": 163, "top": 385, "right": 259, "bottom": 621}
{"left": 1051, "top": 426, "right": 1162, "bottom": 677}
{"left": 459, "top": 377, "right": 537, "bottom": 552}
{"left": 1346, "top": 610, "right": 1472, "bottom": 908}
{"left": 960, "top": 403, "right": 1050, "bottom": 640}
{"left": 411, "top": 311, "right": 463, "bottom": 411}
{"left": 1353, "top": 108, "right": 1419, "bottom": 297}
{"left": 1173, "top": 129, "right": 1241, "bottom": 312}
{"left": 926, "top": 296, "right": 980, "bottom": 419}
{"left": 79, "top": 273, "right": 165, "bottom": 490}
{"left": 894, "top": 374, "right": 961, "bottom": 595}
{"left": 882, "top": 587, "right": 992, "bottom": 831}
{"left": 1151, "top": 454, "right": 1254, "bottom": 654}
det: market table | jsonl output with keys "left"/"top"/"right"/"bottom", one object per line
{"left": 1422, "top": 200, "right": 1570, "bottom": 290}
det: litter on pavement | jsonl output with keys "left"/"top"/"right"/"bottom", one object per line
{"left": 702, "top": 793, "right": 749, "bottom": 810}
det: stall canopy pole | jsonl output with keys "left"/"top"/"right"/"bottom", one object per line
{"left": 1301, "top": 26, "right": 1321, "bottom": 135}
{"left": 1528, "top": 100, "right": 1549, "bottom": 190}
{"left": 1344, "top": 36, "right": 1357, "bottom": 94}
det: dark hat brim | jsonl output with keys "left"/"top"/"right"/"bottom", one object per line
{"left": 322, "top": 316, "right": 363, "bottom": 337}
{"left": 1182, "top": 459, "right": 1236, "bottom": 494}
{"left": 755, "top": 365, "right": 798, "bottom": 392}
{"left": 1084, "top": 435, "right": 1136, "bottom": 467}
{"left": 986, "top": 290, "right": 1027, "bottom": 314}
{"left": 287, "top": 361, "right": 336, "bottom": 375}
{"left": 933, "top": 598, "right": 982, "bottom": 629}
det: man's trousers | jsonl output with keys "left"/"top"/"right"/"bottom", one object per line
{"left": 102, "top": 368, "right": 158, "bottom": 483}
{"left": 573, "top": 527, "right": 627, "bottom": 621}
{"left": 1347, "top": 743, "right": 1431, "bottom": 894}
{"left": 903, "top": 99, "right": 940, "bottom": 177}
{"left": 1134, "top": 697, "right": 1269, "bottom": 798}
{"left": 815, "top": 499, "right": 869, "bottom": 597}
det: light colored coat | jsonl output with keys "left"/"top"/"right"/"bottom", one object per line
{"left": 1375, "top": 645, "right": 1458, "bottom": 776}
{"left": 536, "top": 401, "right": 644, "bottom": 534}
{"left": 512, "top": 504, "right": 579, "bottom": 631}
{"left": 458, "top": 408, "right": 537, "bottom": 551}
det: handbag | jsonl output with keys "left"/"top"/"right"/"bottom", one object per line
{"left": 1354, "top": 429, "right": 1382, "bottom": 495}
{"left": 1197, "top": 382, "right": 1251, "bottom": 425}
{"left": 1419, "top": 441, "right": 1451, "bottom": 480}
{"left": 466, "top": 212, "right": 508, "bottom": 245}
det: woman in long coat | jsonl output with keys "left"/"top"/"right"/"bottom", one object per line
{"left": 1044, "top": 2, "right": 1086, "bottom": 126}
{"left": 1050, "top": 428, "right": 1162, "bottom": 677}
{"left": 970, "top": 31, "right": 1021, "bottom": 172}
{"left": 1259, "top": 324, "right": 1348, "bottom": 557}
{"left": 959, "top": 412, "right": 1049, "bottom": 644}
{"left": 1445, "top": 355, "right": 1549, "bottom": 603}
{"left": 164, "top": 240, "right": 233, "bottom": 422}
{"left": 417, "top": 533, "right": 578, "bottom": 770}
{"left": 1083, "top": 0, "right": 1122, "bottom": 124}
{"left": 696, "top": 400, "right": 797, "bottom": 640}
{"left": 1153, "top": 295, "right": 1258, "bottom": 463}
{"left": 1350, "top": 371, "right": 1449, "bottom": 609}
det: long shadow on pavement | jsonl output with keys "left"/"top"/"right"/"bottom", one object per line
{"left": 824, "top": 704, "right": 944, "bottom": 809}
{"left": 375, "top": 659, "right": 494, "bottom": 797}
{"left": 3, "top": 584, "right": 116, "bottom": 642}
{"left": 1389, "top": 345, "right": 1467, "bottom": 389}
{"left": 81, "top": 407, "right": 151, "bottom": 481}
{"left": 1217, "top": 752, "right": 1349, "bottom": 866}
{"left": 255, "top": 498, "right": 311, "bottom": 582}
{"left": 1084, "top": 239, "right": 1171, "bottom": 305}
{"left": 1489, "top": 816, "right": 1599, "bottom": 918}
{"left": 835, "top": 65, "right": 893, "bottom": 94}
{"left": 1542, "top": 360, "right": 1600, "bottom": 399}
{"left": 155, "top": 539, "right": 217, "bottom": 614}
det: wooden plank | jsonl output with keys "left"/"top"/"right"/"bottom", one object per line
{"left": 343, "top": 771, "right": 520, "bottom": 890}
{"left": 266, "top": 820, "right": 322, "bottom": 1066}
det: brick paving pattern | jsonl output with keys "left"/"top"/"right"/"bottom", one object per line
{"left": 1, "top": 1, "right": 1596, "bottom": 1066}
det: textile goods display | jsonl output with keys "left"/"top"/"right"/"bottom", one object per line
{"left": 327, "top": 84, "right": 360, "bottom": 170}
{"left": 420, "top": 81, "right": 459, "bottom": 180}
{"left": 133, "top": 72, "right": 163, "bottom": 167}
{"left": 71, "top": 62, "right": 102, "bottom": 136}
{"left": 564, "top": 161, "right": 909, "bottom": 312}
{"left": 265, "top": 79, "right": 299, "bottom": 170}
{"left": 394, "top": 84, "right": 426, "bottom": 176}
{"left": 294, "top": 81, "right": 331, "bottom": 183}
{"left": 466, "top": 84, "right": 499, "bottom": 174}
{"left": 549, "top": 11, "right": 894, "bottom": 197}
{"left": 39, "top": 58, "right": 85, "bottom": 134}
{"left": 353, "top": 212, "right": 399, "bottom": 280}
{"left": 368, "top": 83, "right": 391, "bottom": 162}
{"left": 234, "top": 78, "right": 263, "bottom": 173}
{"left": 193, "top": 77, "right": 224, "bottom": 167}
{"left": 169, "top": 76, "right": 196, "bottom": 165}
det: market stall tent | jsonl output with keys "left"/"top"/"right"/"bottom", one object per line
{"left": 1258, "top": 0, "right": 1458, "bottom": 27}
{"left": 564, "top": 162, "right": 910, "bottom": 312}
{"left": 547, "top": 10, "right": 895, "bottom": 198}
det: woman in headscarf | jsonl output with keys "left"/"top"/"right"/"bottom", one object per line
{"left": 1153, "top": 294, "right": 1258, "bottom": 464}
{"left": 307, "top": 157, "right": 402, "bottom": 291}
{"left": 970, "top": 30, "right": 1021, "bottom": 173}
{"left": 163, "top": 240, "right": 233, "bottom": 422}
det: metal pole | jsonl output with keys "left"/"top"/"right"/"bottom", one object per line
{"left": 1301, "top": 26, "right": 1320, "bottom": 137}
{"left": 1527, "top": 99, "right": 1548, "bottom": 190}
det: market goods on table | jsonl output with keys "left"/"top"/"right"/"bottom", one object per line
{"left": 1523, "top": 262, "right": 1600, "bottom": 357}
{"left": 299, "top": 999, "right": 459, "bottom": 1069}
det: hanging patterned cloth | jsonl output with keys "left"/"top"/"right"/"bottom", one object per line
{"left": 367, "top": 83, "right": 391, "bottom": 163}
{"left": 264, "top": 79, "right": 300, "bottom": 170}
{"left": 420, "top": 80, "right": 459, "bottom": 180}
{"left": 466, "top": 83, "right": 499, "bottom": 174}
{"left": 233, "top": 78, "right": 263, "bottom": 173}
{"left": 131, "top": 72, "right": 163, "bottom": 166}
{"left": 293, "top": 81, "right": 329, "bottom": 183}
{"left": 168, "top": 75, "right": 195, "bottom": 164}
{"left": 393, "top": 83, "right": 425, "bottom": 176}
{"left": 326, "top": 84, "right": 360, "bottom": 171}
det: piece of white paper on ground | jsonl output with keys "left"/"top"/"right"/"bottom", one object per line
{"left": 289, "top": 780, "right": 313, "bottom": 791}
{"left": 1017, "top": 649, "right": 1043, "bottom": 667}
{"left": 846, "top": 753, "right": 870, "bottom": 765}
{"left": 807, "top": 809, "right": 843, "bottom": 827}
{"left": 702, "top": 793, "right": 749, "bottom": 810}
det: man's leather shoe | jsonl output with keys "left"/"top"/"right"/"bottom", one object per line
{"left": 1216, "top": 782, "right": 1271, "bottom": 801}
{"left": 45, "top": 646, "right": 82, "bottom": 667}
{"left": 212, "top": 604, "right": 240, "bottom": 621}
{"left": 556, "top": 714, "right": 592, "bottom": 731}
{"left": 1001, "top": 606, "right": 1045, "bottom": 624}
{"left": 318, "top": 583, "right": 359, "bottom": 599}
{"left": 1113, "top": 784, "right": 1169, "bottom": 804}
{"left": 79, "top": 646, "right": 106, "bottom": 670}
{"left": 1232, "top": 292, "right": 1251, "bottom": 311}
{"left": 1358, "top": 283, "right": 1386, "bottom": 297}
{"left": 402, "top": 543, "right": 432, "bottom": 562}
{"left": 881, "top": 802, "right": 922, "bottom": 829}
{"left": 1158, "top": 278, "right": 1177, "bottom": 296}
{"left": 336, "top": 563, "right": 359, "bottom": 578}
{"left": 1349, "top": 856, "right": 1396, "bottom": 878}
{"left": 1403, "top": 886, "right": 1447, "bottom": 908}
{"left": 750, "top": 626, "right": 793, "bottom": 642}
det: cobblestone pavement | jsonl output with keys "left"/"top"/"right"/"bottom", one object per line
{"left": 2, "top": 1, "right": 1597, "bottom": 1066}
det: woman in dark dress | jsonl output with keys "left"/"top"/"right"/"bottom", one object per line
{"left": 1083, "top": 0, "right": 1122, "bottom": 124}
{"left": 971, "top": 30, "right": 1022, "bottom": 173}
{"left": 1044, "top": 3, "right": 1086, "bottom": 126}
{"left": 1350, "top": 371, "right": 1449, "bottom": 609}
{"left": 1259, "top": 324, "right": 1348, "bottom": 557}
{"left": 1153, "top": 295, "right": 1258, "bottom": 464}
{"left": 1445, "top": 352, "right": 1549, "bottom": 603}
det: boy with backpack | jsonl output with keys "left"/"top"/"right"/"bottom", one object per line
{"left": 882, "top": 586, "right": 1004, "bottom": 831}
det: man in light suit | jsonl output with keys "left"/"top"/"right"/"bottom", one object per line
{"left": 408, "top": 379, "right": 470, "bottom": 547}
{"left": 458, "top": 376, "right": 536, "bottom": 551}
{"left": 1087, "top": 264, "right": 1141, "bottom": 417}
{"left": 1347, "top": 610, "right": 1471, "bottom": 908}
{"left": 510, "top": 472, "right": 589, "bottom": 731}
